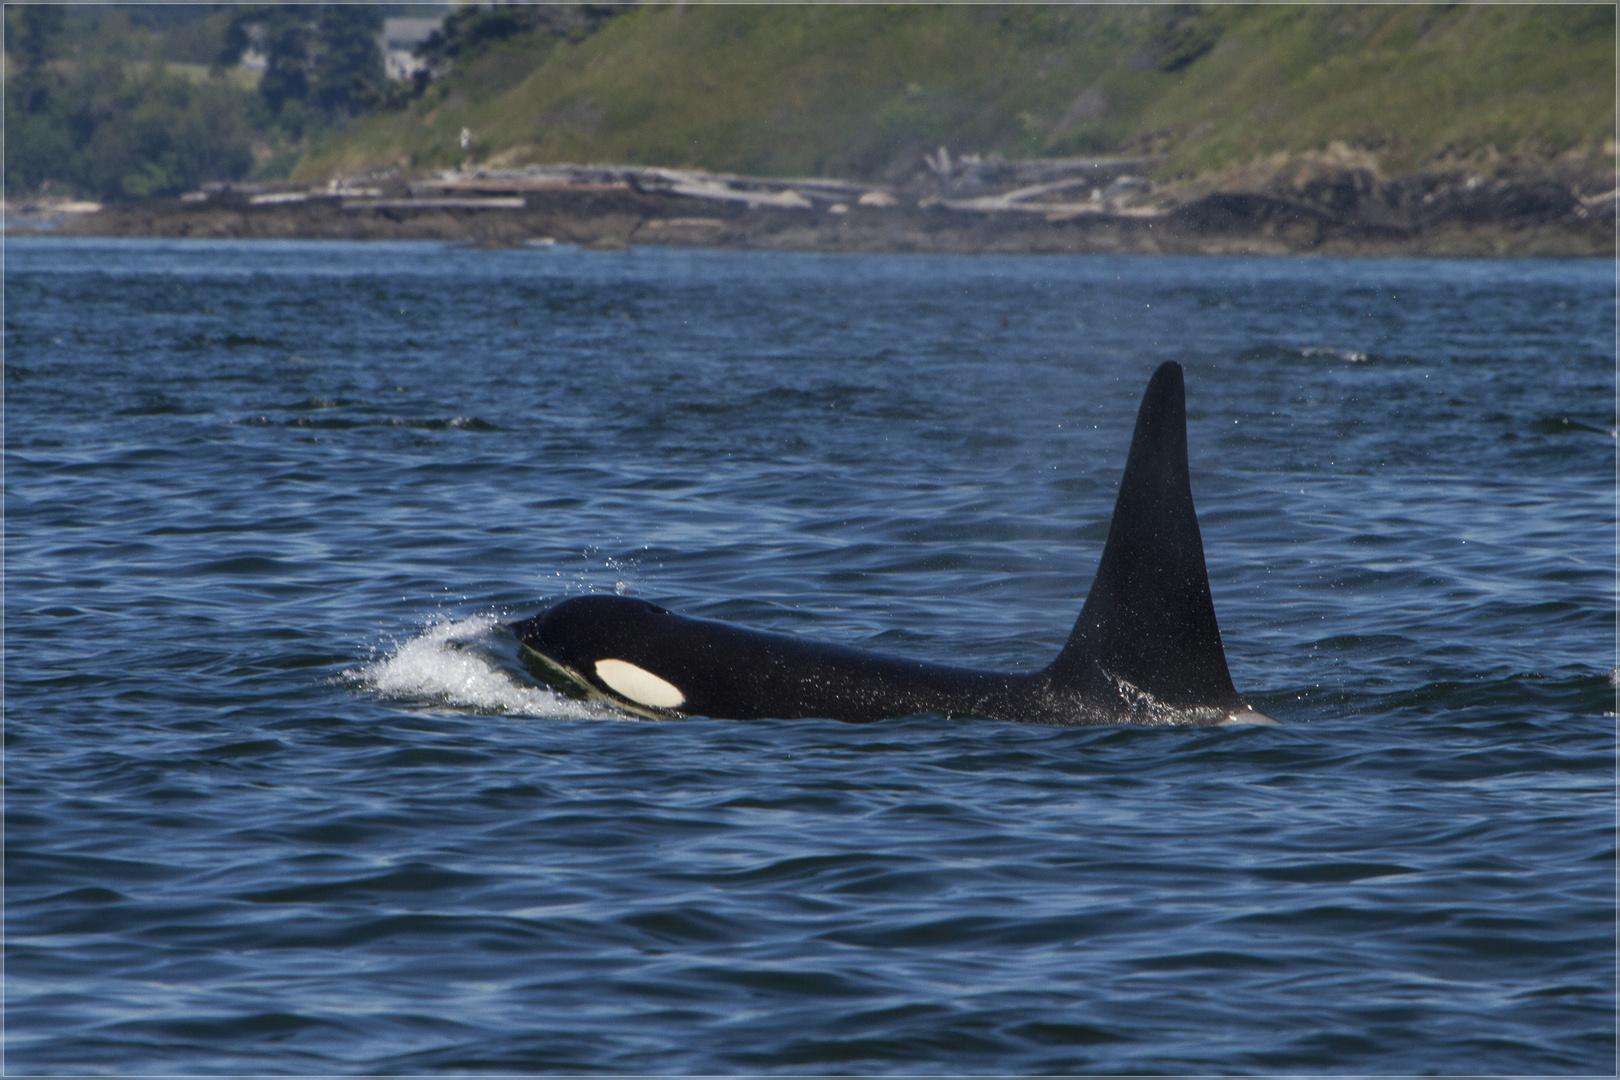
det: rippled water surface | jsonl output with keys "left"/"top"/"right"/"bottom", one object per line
{"left": 6, "top": 239, "right": 1614, "bottom": 1074}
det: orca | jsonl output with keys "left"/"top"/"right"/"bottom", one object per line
{"left": 510, "top": 362, "right": 1274, "bottom": 727}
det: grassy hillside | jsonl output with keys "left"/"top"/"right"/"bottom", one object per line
{"left": 298, "top": 4, "right": 1613, "bottom": 185}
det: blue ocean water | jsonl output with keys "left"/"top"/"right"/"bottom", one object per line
{"left": 5, "top": 238, "right": 1613, "bottom": 1074}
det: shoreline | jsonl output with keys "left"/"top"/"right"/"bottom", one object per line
{"left": 10, "top": 160, "right": 1613, "bottom": 258}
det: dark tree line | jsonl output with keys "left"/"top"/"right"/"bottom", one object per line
{"left": 5, "top": 4, "right": 388, "bottom": 200}
{"left": 218, "top": 5, "right": 387, "bottom": 133}
{"left": 5, "top": 6, "right": 259, "bottom": 200}
{"left": 5, "top": 3, "right": 631, "bottom": 200}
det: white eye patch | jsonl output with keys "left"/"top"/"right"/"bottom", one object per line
{"left": 593, "top": 659, "right": 685, "bottom": 710}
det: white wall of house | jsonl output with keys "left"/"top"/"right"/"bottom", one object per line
{"left": 381, "top": 17, "right": 444, "bottom": 82}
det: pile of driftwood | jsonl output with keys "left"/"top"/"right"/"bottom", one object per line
{"left": 422, "top": 164, "right": 883, "bottom": 210}
{"left": 414, "top": 155, "right": 1164, "bottom": 216}
{"left": 171, "top": 154, "right": 1164, "bottom": 219}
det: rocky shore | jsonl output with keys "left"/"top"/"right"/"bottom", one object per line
{"left": 16, "top": 154, "right": 1614, "bottom": 257}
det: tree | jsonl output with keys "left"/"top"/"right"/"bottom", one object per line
{"left": 218, "top": 5, "right": 386, "bottom": 129}
{"left": 8, "top": 5, "right": 65, "bottom": 69}
{"left": 411, "top": 4, "right": 626, "bottom": 94}
{"left": 257, "top": 8, "right": 312, "bottom": 118}
{"left": 5, "top": 56, "right": 258, "bottom": 199}
{"left": 310, "top": 6, "right": 384, "bottom": 119}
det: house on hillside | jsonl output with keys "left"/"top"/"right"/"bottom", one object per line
{"left": 381, "top": 17, "right": 444, "bottom": 81}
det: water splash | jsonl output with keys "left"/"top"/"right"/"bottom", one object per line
{"left": 1299, "top": 345, "right": 1370, "bottom": 362}
{"left": 351, "top": 614, "right": 606, "bottom": 719}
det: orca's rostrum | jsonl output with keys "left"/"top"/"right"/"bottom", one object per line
{"left": 511, "top": 362, "right": 1274, "bottom": 727}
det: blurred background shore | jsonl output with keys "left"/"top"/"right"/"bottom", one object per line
{"left": 6, "top": 3, "right": 1613, "bottom": 255}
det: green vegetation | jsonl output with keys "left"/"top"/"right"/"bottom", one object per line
{"left": 217, "top": 5, "right": 389, "bottom": 134}
{"left": 4, "top": 7, "right": 257, "bottom": 199}
{"left": 9, "top": 4, "right": 1611, "bottom": 199}
{"left": 4, "top": 5, "right": 406, "bottom": 200}
{"left": 1131, "top": 5, "right": 1616, "bottom": 175}
{"left": 301, "top": 4, "right": 1613, "bottom": 184}
{"left": 409, "top": 3, "right": 623, "bottom": 93}
{"left": 5, "top": 59, "right": 257, "bottom": 199}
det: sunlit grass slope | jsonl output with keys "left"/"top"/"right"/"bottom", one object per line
{"left": 297, "top": 4, "right": 1614, "bottom": 182}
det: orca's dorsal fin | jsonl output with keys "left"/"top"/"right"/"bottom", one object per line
{"left": 1046, "top": 362, "right": 1243, "bottom": 711}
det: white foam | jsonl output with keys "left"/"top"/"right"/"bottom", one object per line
{"left": 350, "top": 614, "right": 607, "bottom": 719}
{"left": 1299, "top": 346, "right": 1370, "bottom": 363}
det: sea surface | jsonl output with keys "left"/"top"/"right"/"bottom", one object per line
{"left": 5, "top": 238, "right": 1614, "bottom": 1075}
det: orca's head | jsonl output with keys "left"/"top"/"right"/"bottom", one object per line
{"left": 509, "top": 596, "right": 688, "bottom": 714}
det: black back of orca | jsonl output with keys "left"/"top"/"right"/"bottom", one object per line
{"left": 511, "top": 362, "right": 1264, "bottom": 726}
